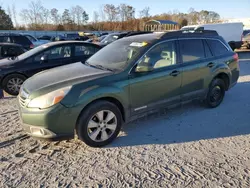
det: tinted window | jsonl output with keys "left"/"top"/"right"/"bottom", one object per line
{"left": 75, "top": 45, "right": 97, "bottom": 56}
{"left": 0, "top": 36, "right": 11, "bottom": 43}
{"left": 12, "top": 36, "right": 32, "bottom": 45}
{"left": 206, "top": 39, "right": 229, "bottom": 56}
{"left": 34, "top": 46, "right": 72, "bottom": 61}
{"left": 138, "top": 41, "right": 177, "bottom": 69}
{"left": 25, "top": 35, "right": 36, "bottom": 42}
{"left": 179, "top": 39, "right": 205, "bottom": 63}
{"left": 203, "top": 40, "right": 213, "bottom": 58}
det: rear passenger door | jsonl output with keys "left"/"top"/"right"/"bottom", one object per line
{"left": 178, "top": 39, "right": 213, "bottom": 101}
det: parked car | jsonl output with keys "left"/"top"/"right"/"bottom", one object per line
{"left": 242, "top": 30, "right": 250, "bottom": 49}
{"left": 21, "top": 33, "right": 49, "bottom": 47}
{"left": 0, "top": 33, "right": 34, "bottom": 50}
{"left": 242, "top": 29, "right": 250, "bottom": 38}
{"left": 181, "top": 22, "right": 244, "bottom": 50}
{"left": 0, "top": 41, "right": 102, "bottom": 96}
{"left": 99, "top": 31, "right": 152, "bottom": 46}
{"left": 37, "top": 35, "right": 52, "bottom": 41}
{"left": 0, "top": 43, "right": 26, "bottom": 60}
{"left": 18, "top": 30, "right": 239, "bottom": 147}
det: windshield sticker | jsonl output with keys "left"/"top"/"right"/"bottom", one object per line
{"left": 130, "top": 42, "right": 148, "bottom": 47}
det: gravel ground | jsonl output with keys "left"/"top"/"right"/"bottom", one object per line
{"left": 1, "top": 53, "right": 250, "bottom": 188}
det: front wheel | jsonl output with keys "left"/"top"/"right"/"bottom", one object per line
{"left": 2, "top": 74, "right": 26, "bottom": 96}
{"left": 205, "top": 78, "right": 226, "bottom": 108}
{"left": 76, "top": 101, "right": 122, "bottom": 147}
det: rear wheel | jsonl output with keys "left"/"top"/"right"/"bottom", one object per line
{"left": 76, "top": 101, "right": 122, "bottom": 147}
{"left": 205, "top": 78, "right": 226, "bottom": 108}
{"left": 2, "top": 74, "right": 26, "bottom": 96}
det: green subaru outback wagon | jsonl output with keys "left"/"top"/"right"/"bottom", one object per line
{"left": 18, "top": 30, "right": 240, "bottom": 147}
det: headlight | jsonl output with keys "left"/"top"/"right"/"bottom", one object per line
{"left": 27, "top": 86, "right": 72, "bottom": 109}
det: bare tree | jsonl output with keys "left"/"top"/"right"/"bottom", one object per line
{"left": 99, "top": 5, "right": 106, "bottom": 21}
{"left": 19, "top": 0, "right": 45, "bottom": 27}
{"left": 74, "top": 5, "right": 84, "bottom": 25}
{"left": 103, "top": 4, "right": 119, "bottom": 22}
{"left": 93, "top": 11, "right": 99, "bottom": 23}
{"left": 40, "top": 7, "right": 50, "bottom": 25}
{"left": 139, "top": 7, "right": 150, "bottom": 18}
{"left": 7, "top": 5, "right": 12, "bottom": 20}
{"left": 12, "top": 4, "right": 18, "bottom": 27}
{"left": 118, "top": 4, "right": 135, "bottom": 21}
{"left": 50, "top": 8, "right": 60, "bottom": 25}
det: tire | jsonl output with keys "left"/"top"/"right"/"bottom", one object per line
{"left": 2, "top": 74, "right": 26, "bottom": 96}
{"left": 205, "top": 78, "right": 226, "bottom": 108}
{"left": 76, "top": 100, "right": 123, "bottom": 147}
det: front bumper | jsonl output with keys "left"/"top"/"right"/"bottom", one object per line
{"left": 19, "top": 103, "right": 77, "bottom": 140}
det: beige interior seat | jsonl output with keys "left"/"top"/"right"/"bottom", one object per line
{"left": 154, "top": 50, "right": 174, "bottom": 69}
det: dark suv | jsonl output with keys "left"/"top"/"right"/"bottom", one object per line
{"left": 18, "top": 30, "right": 239, "bottom": 147}
{"left": 0, "top": 33, "right": 34, "bottom": 50}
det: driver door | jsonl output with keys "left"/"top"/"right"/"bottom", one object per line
{"left": 129, "top": 40, "right": 183, "bottom": 116}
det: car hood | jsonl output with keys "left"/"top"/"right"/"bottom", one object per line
{"left": 22, "top": 62, "right": 112, "bottom": 97}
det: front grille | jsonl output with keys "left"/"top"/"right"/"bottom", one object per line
{"left": 19, "top": 88, "right": 29, "bottom": 108}
{"left": 19, "top": 95, "right": 27, "bottom": 107}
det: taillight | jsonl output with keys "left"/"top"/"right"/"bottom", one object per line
{"left": 30, "top": 44, "right": 34, "bottom": 49}
{"left": 233, "top": 53, "right": 239, "bottom": 62}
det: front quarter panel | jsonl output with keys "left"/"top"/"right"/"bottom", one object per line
{"left": 61, "top": 74, "right": 130, "bottom": 123}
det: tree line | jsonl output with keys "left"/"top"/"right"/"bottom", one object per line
{"left": 1, "top": 0, "right": 221, "bottom": 31}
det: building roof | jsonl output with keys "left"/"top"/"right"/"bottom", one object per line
{"left": 145, "top": 20, "right": 178, "bottom": 25}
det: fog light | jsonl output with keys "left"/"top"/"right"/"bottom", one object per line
{"left": 30, "top": 127, "right": 45, "bottom": 136}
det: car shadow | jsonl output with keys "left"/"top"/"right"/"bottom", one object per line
{"left": 108, "top": 81, "right": 250, "bottom": 148}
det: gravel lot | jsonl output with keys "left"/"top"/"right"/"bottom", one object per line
{"left": 1, "top": 52, "right": 250, "bottom": 188}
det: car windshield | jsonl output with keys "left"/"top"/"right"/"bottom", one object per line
{"left": 86, "top": 40, "right": 146, "bottom": 71}
{"left": 15, "top": 45, "right": 48, "bottom": 60}
{"left": 100, "top": 34, "right": 120, "bottom": 44}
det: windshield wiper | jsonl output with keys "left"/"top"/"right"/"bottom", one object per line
{"left": 94, "top": 64, "right": 114, "bottom": 72}
{"left": 84, "top": 62, "right": 113, "bottom": 72}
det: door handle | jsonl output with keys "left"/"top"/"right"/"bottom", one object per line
{"left": 170, "top": 70, "right": 180, "bottom": 77}
{"left": 207, "top": 62, "right": 215, "bottom": 68}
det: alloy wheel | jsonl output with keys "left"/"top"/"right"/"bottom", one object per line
{"left": 87, "top": 110, "right": 118, "bottom": 142}
{"left": 7, "top": 78, "right": 24, "bottom": 93}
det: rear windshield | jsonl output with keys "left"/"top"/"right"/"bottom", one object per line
{"left": 13, "top": 36, "right": 32, "bottom": 45}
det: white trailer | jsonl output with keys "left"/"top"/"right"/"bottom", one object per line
{"left": 181, "top": 22, "right": 244, "bottom": 50}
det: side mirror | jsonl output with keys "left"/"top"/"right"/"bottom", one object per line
{"left": 40, "top": 54, "right": 48, "bottom": 63}
{"left": 135, "top": 63, "right": 154, "bottom": 73}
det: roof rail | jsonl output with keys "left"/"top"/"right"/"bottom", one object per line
{"left": 160, "top": 30, "right": 219, "bottom": 38}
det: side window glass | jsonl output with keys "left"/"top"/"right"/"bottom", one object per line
{"left": 206, "top": 39, "right": 229, "bottom": 56}
{"left": 48, "top": 46, "right": 72, "bottom": 60}
{"left": 203, "top": 40, "right": 213, "bottom": 58}
{"left": 0, "top": 36, "right": 11, "bottom": 43}
{"left": 179, "top": 39, "right": 205, "bottom": 63}
{"left": 75, "top": 45, "right": 95, "bottom": 56}
{"left": 138, "top": 41, "right": 177, "bottom": 69}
